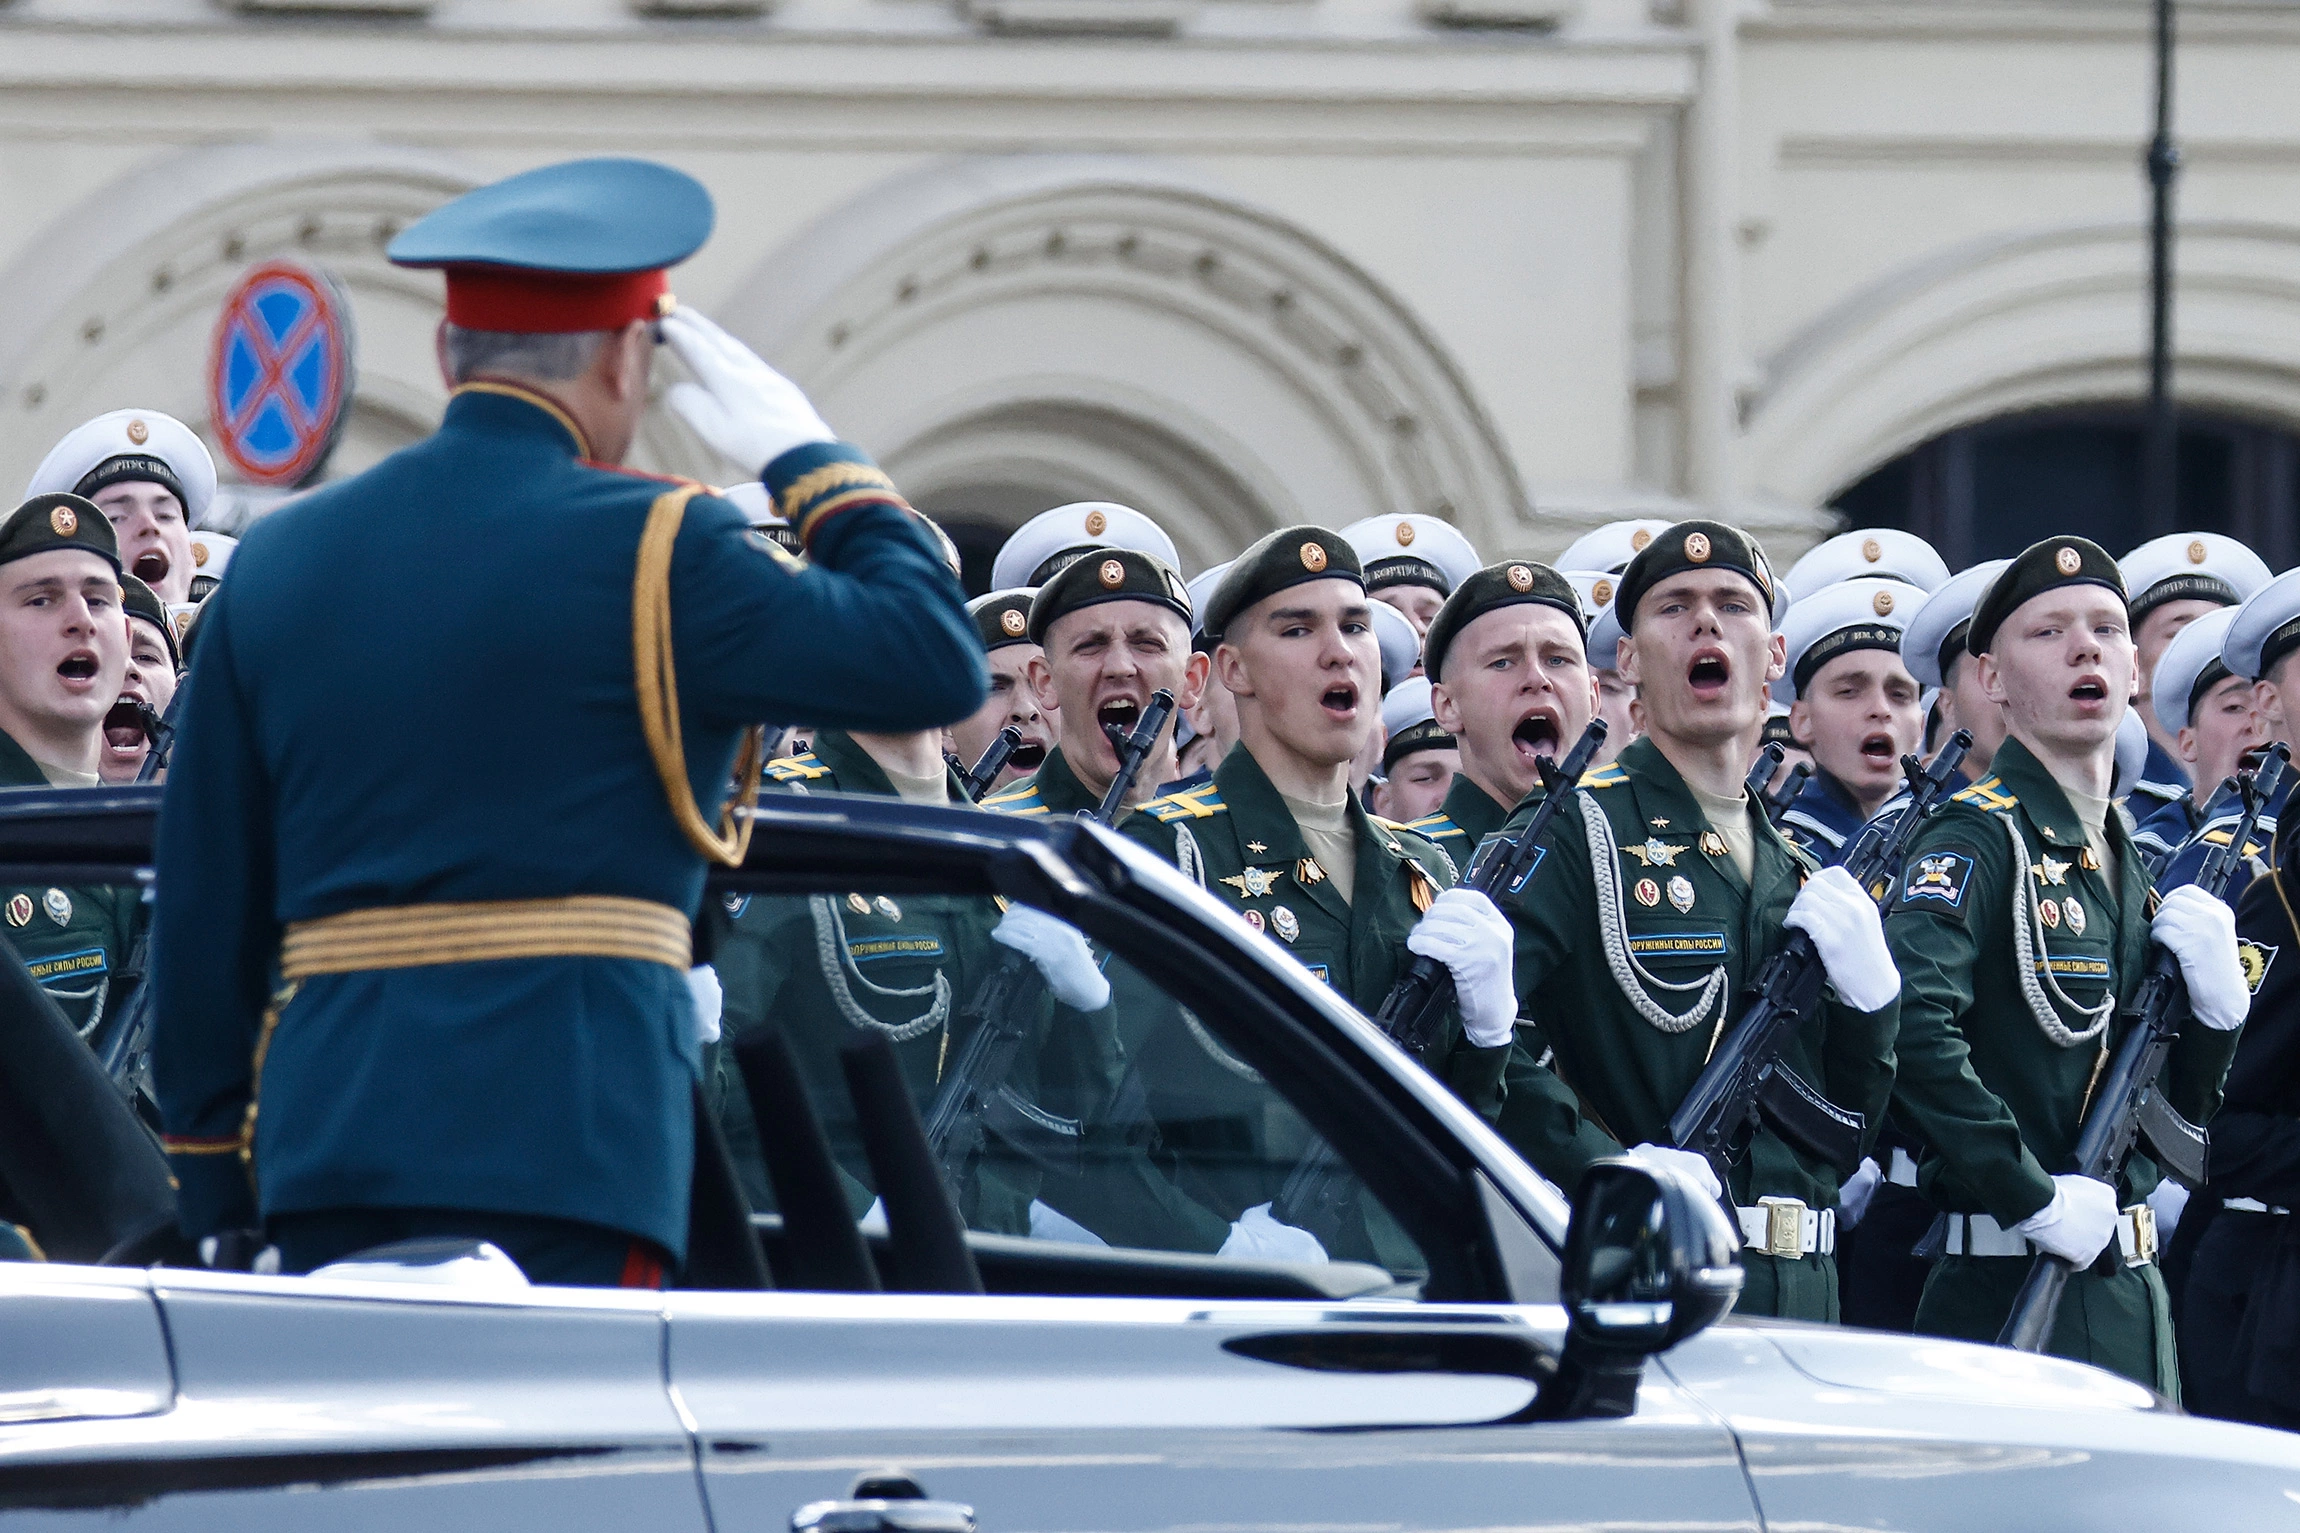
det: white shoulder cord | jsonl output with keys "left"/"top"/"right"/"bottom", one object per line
{"left": 1582, "top": 798, "right": 1729, "bottom": 1034}
{"left": 1175, "top": 824, "right": 1204, "bottom": 889}
{"left": 1997, "top": 813, "right": 2115, "bottom": 1047}
{"left": 806, "top": 894, "right": 950, "bottom": 1041}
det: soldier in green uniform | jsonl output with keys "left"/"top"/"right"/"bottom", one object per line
{"left": 1412, "top": 560, "right": 1599, "bottom": 862}
{"left": 982, "top": 547, "right": 1202, "bottom": 820}
{"left": 1883, "top": 537, "right": 2250, "bottom": 1393}
{"left": 1493, "top": 522, "right": 1902, "bottom": 1322}
{"left": 1117, "top": 527, "right": 1521, "bottom": 1259}
{"left": 947, "top": 589, "right": 1055, "bottom": 797}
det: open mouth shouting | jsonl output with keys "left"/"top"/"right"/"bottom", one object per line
{"left": 1858, "top": 731, "right": 1898, "bottom": 771}
{"left": 1686, "top": 647, "right": 1731, "bottom": 702}
{"left": 2069, "top": 673, "right": 2110, "bottom": 713}
{"left": 1097, "top": 696, "right": 1142, "bottom": 744}
{"left": 55, "top": 648, "right": 102, "bottom": 694}
{"left": 1512, "top": 707, "right": 1562, "bottom": 763}
{"left": 1009, "top": 738, "right": 1049, "bottom": 773}
{"left": 132, "top": 550, "right": 170, "bottom": 588}
{"left": 102, "top": 697, "right": 149, "bottom": 765}
{"left": 1320, "top": 682, "right": 1360, "bottom": 722}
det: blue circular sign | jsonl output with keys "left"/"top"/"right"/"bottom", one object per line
{"left": 208, "top": 261, "right": 356, "bottom": 487}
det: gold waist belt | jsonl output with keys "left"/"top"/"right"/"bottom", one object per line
{"left": 279, "top": 896, "right": 692, "bottom": 979}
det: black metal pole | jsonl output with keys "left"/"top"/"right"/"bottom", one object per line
{"left": 2143, "top": 0, "right": 2181, "bottom": 534}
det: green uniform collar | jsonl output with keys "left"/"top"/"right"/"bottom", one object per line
{"left": 811, "top": 729, "right": 967, "bottom": 802}
{"left": 1977, "top": 736, "right": 2116, "bottom": 858}
{"left": 1438, "top": 772, "right": 1511, "bottom": 845}
{"left": 0, "top": 728, "right": 54, "bottom": 789}
{"left": 1212, "top": 743, "right": 1422, "bottom": 926}
{"left": 1030, "top": 745, "right": 1105, "bottom": 819}
{"left": 1606, "top": 736, "right": 1804, "bottom": 896}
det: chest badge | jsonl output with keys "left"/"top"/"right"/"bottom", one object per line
{"left": 1246, "top": 841, "right": 1268, "bottom": 855}
{"left": 1667, "top": 876, "right": 1695, "bottom": 913}
{"left": 2039, "top": 899, "right": 2060, "bottom": 928}
{"left": 42, "top": 889, "right": 70, "bottom": 927}
{"left": 2078, "top": 847, "right": 2102, "bottom": 871}
{"left": 1627, "top": 838, "right": 1683, "bottom": 867}
{"left": 874, "top": 896, "right": 901, "bottom": 921}
{"left": 1271, "top": 906, "right": 1301, "bottom": 943}
{"left": 2031, "top": 855, "right": 2070, "bottom": 886}
{"left": 1296, "top": 858, "right": 1325, "bottom": 887}
{"left": 4, "top": 894, "right": 28, "bottom": 928}
{"left": 1241, "top": 909, "right": 1266, "bottom": 934}
{"left": 2063, "top": 896, "right": 2086, "bottom": 936}
{"left": 846, "top": 893, "right": 871, "bottom": 916}
{"left": 1650, "top": 818, "right": 1670, "bottom": 830}
{"left": 1700, "top": 831, "right": 1728, "bottom": 859}
{"left": 1634, "top": 877, "right": 1661, "bottom": 907}
{"left": 1221, "top": 867, "right": 1282, "bottom": 900}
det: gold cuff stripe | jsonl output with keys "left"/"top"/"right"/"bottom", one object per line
{"left": 636, "top": 486, "right": 764, "bottom": 867}
{"left": 775, "top": 461, "right": 898, "bottom": 524}
{"left": 163, "top": 1134, "right": 249, "bottom": 1156}
{"left": 793, "top": 486, "right": 907, "bottom": 543}
{"left": 281, "top": 896, "right": 692, "bottom": 978}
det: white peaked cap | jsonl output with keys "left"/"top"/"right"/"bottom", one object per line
{"left": 27, "top": 408, "right": 218, "bottom": 525}
{"left": 1900, "top": 558, "right": 2013, "bottom": 690}
{"left": 1785, "top": 528, "right": 1950, "bottom": 601}
{"left": 1341, "top": 515, "right": 1482, "bottom": 595}
{"left": 992, "top": 502, "right": 1177, "bottom": 592}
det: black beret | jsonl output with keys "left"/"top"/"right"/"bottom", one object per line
{"left": 1612, "top": 520, "right": 1784, "bottom": 635}
{"left": 120, "top": 573, "right": 180, "bottom": 669}
{"left": 1027, "top": 547, "right": 1190, "bottom": 646}
{"left": 1382, "top": 717, "right": 1455, "bottom": 774}
{"left": 1421, "top": 560, "right": 1587, "bottom": 683}
{"left": 0, "top": 494, "right": 121, "bottom": 575}
{"left": 1201, "top": 525, "right": 1362, "bottom": 639}
{"left": 1967, "top": 536, "right": 2127, "bottom": 658}
{"left": 968, "top": 588, "right": 1037, "bottom": 653}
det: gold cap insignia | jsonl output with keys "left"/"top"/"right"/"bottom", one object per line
{"left": 1872, "top": 588, "right": 1895, "bottom": 616}
{"left": 1300, "top": 541, "right": 1328, "bottom": 573}
{"left": 192, "top": 542, "right": 210, "bottom": 568}
{"left": 1630, "top": 528, "right": 1653, "bottom": 552}
{"left": 2187, "top": 539, "right": 2208, "bottom": 565}
{"left": 1591, "top": 577, "right": 1614, "bottom": 608}
{"left": 1861, "top": 537, "right": 1882, "bottom": 562}
{"left": 1000, "top": 608, "right": 1027, "bottom": 637}
{"left": 126, "top": 418, "right": 149, "bottom": 446}
{"left": 1099, "top": 558, "right": 1126, "bottom": 589}
{"left": 1083, "top": 509, "right": 1108, "bottom": 536}
{"left": 1507, "top": 564, "right": 1534, "bottom": 593}
{"left": 1395, "top": 521, "right": 1416, "bottom": 546}
{"left": 2056, "top": 546, "right": 2082, "bottom": 576}
{"left": 1684, "top": 531, "right": 1711, "bottom": 563}
{"left": 49, "top": 505, "right": 76, "bottom": 537}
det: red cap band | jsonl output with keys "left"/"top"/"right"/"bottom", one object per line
{"left": 443, "top": 266, "right": 670, "bottom": 334}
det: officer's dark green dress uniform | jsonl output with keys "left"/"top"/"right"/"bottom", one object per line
{"left": 151, "top": 161, "right": 985, "bottom": 1284}
{"left": 1493, "top": 525, "right": 1894, "bottom": 1323}
{"left": 1883, "top": 540, "right": 2238, "bottom": 1393}
{"left": 981, "top": 745, "right": 1101, "bottom": 820}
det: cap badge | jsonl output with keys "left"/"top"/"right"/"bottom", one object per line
{"left": 126, "top": 418, "right": 149, "bottom": 446}
{"left": 171, "top": 610, "right": 193, "bottom": 641}
{"left": 1083, "top": 509, "right": 1108, "bottom": 536}
{"left": 1861, "top": 537, "right": 1882, "bottom": 563}
{"left": 2064, "top": 895, "right": 2087, "bottom": 936}
{"left": 43, "top": 889, "right": 70, "bottom": 927}
{"left": 997, "top": 608, "right": 1027, "bottom": 638}
{"left": 1591, "top": 578, "right": 1614, "bottom": 608}
{"left": 49, "top": 504, "right": 76, "bottom": 537}
{"left": 1634, "top": 877, "right": 1661, "bottom": 907}
{"left": 2056, "top": 546, "right": 2082, "bottom": 576}
{"left": 1507, "top": 564, "right": 1534, "bottom": 593}
{"left": 1300, "top": 542, "right": 1328, "bottom": 573}
{"left": 1872, "top": 589, "right": 1895, "bottom": 616}
{"left": 1667, "top": 875, "right": 1695, "bottom": 913}
{"left": 193, "top": 543, "right": 211, "bottom": 569}
{"left": 4, "top": 895, "right": 28, "bottom": 928}
{"left": 1630, "top": 529, "right": 1653, "bottom": 552}
{"left": 1271, "top": 906, "right": 1301, "bottom": 943}
{"left": 2187, "top": 539, "right": 2207, "bottom": 565}
{"left": 1099, "top": 558, "right": 1126, "bottom": 589}
{"left": 1684, "top": 532, "right": 1712, "bottom": 563}
{"left": 1395, "top": 521, "right": 1416, "bottom": 547}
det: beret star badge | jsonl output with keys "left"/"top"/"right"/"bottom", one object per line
{"left": 1000, "top": 609, "right": 1027, "bottom": 636}
{"left": 2056, "top": 546, "right": 2082, "bottom": 575}
{"left": 1507, "top": 564, "right": 1534, "bottom": 592}
{"left": 1684, "top": 532, "right": 1712, "bottom": 562}
{"left": 49, "top": 505, "right": 75, "bottom": 537}
{"left": 1098, "top": 558, "right": 1126, "bottom": 589}
{"left": 1300, "top": 542, "right": 1328, "bottom": 573}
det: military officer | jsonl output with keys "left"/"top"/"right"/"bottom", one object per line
{"left": 981, "top": 548, "right": 1202, "bottom": 820}
{"left": 1370, "top": 678, "right": 1457, "bottom": 825}
{"left": 2179, "top": 571, "right": 2300, "bottom": 1425}
{"left": 1770, "top": 577, "right": 1930, "bottom": 865}
{"left": 98, "top": 575, "right": 181, "bottom": 785}
{"left": 1121, "top": 527, "right": 1521, "bottom": 1152}
{"left": 1881, "top": 537, "right": 2248, "bottom": 1393}
{"left": 152, "top": 158, "right": 985, "bottom": 1286}
{"left": 991, "top": 501, "right": 1178, "bottom": 593}
{"left": 2120, "top": 533, "right": 2272, "bottom": 816}
{"left": 2128, "top": 607, "right": 2270, "bottom": 876}
{"left": 948, "top": 589, "right": 1055, "bottom": 796}
{"left": 1782, "top": 527, "right": 1949, "bottom": 602}
{"left": 1341, "top": 514, "right": 1482, "bottom": 638}
{"left": 1494, "top": 522, "right": 1901, "bottom": 1322}
{"left": 1901, "top": 558, "right": 2013, "bottom": 785}
{"left": 1413, "top": 560, "right": 1598, "bottom": 864}
{"left": 26, "top": 409, "right": 216, "bottom": 605}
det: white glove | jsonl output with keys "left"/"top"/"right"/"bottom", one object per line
{"left": 2015, "top": 1174, "right": 2120, "bottom": 1266}
{"left": 1405, "top": 887, "right": 1519, "bottom": 1048}
{"left": 660, "top": 308, "right": 835, "bottom": 472}
{"left": 685, "top": 964, "right": 723, "bottom": 1047}
{"left": 2146, "top": 1178, "right": 2191, "bottom": 1243}
{"left": 1620, "top": 1142, "right": 1723, "bottom": 1201}
{"left": 991, "top": 905, "right": 1111, "bottom": 1011}
{"left": 1218, "top": 1203, "right": 1329, "bottom": 1265}
{"left": 1027, "top": 1200, "right": 1109, "bottom": 1247}
{"left": 1784, "top": 866, "right": 1899, "bottom": 1014}
{"left": 2152, "top": 883, "right": 2249, "bottom": 1032}
{"left": 1839, "top": 1157, "right": 1883, "bottom": 1229}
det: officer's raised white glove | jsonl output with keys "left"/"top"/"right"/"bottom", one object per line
{"left": 1839, "top": 1156, "right": 1883, "bottom": 1229}
{"left": 2015, "top": 1174, "right": 2120, "bottom": 1266}
{"left": 991, "top": 905, "right": 1111, "bottom": 1011}
{"left": 1405, "top": 888, "right": 1518, "bottom": 1048}
{"left": 1620, "top": 1142, "right": 1723, "bottom": 1201}
{"left": 661, "top": 308, "right": 835, "bottom": 472}
{"left": 1218, "top": 1203, "right": 1328, "bottom": 1265}
{"left": 2152, "top": 883, "right": 2249, "bottom": 1032}
{"left": 685, "top": 963, "right": 723, "bottom": 1047}
{"left": 1784, "top": 866, "right": 1899, "bottom": 1014}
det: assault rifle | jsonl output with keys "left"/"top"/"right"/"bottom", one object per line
{"left": 1747, "top": 742, "right": 1811, "bottom": 829}
{"left": 958, "top": 727, "right": 1023, "bottom": 804}
{"left": 1667, "top": 729, "right": 1972, "bottom": 1180}
{"left": 132, "top": 698, "right": 177, "bottom": 784}
{"left": 1269, "top": 718, "right": 1608, "bottom": 1247}
{"left": 921, "top": 690, "right": 1177, "bottom": 1190}
{"left": 1998, "top": 742, "right": 2289, "bottom": 1353}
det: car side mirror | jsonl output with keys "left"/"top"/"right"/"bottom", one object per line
{"left": 1530, "top": 1159, "right": 1743, "bottom": 1421}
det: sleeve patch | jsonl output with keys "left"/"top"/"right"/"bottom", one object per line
{"left": 2239, "top": 940, "right": 2278, "bottom": 994}
{"left": 1900, "top": 850, "right": 1973, "bottom": 909}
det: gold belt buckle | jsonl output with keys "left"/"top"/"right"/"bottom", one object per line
{"left": 1760, "top": 1196, "right": 1808, "bottom": 1259}
{"left": 2121, "top": 1204, "right": 2159, "bottom": 1267}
